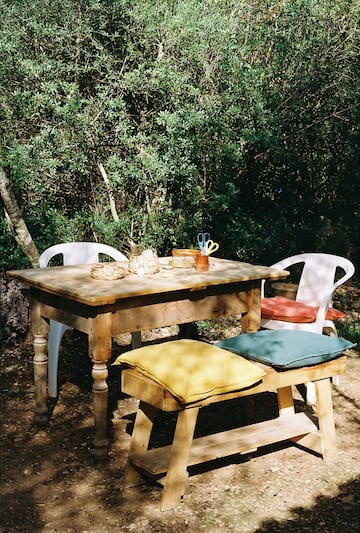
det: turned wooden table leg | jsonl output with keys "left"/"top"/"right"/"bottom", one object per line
{"left": 31, "top": 300, "right": 49, "bottom": 424}
{"left": 89, "top": 312, "right": 112, "bottom": 459}
{"left": 91, "top": 361, "right": 109, "bottom": 458}
{"left": 33, "top": 333, "right": 49, "bottom": 424}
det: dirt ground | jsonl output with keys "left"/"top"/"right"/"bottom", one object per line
{"left": 0, "top": 310, "right": 359, "bottom": 532}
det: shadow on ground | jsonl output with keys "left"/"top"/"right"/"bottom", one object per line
{"left": 0, "top": 330, "right": 359, "bottom": 532}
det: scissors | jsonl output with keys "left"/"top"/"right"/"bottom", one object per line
{"left": 197, "top": 232, "right": 210, "bottom": 254}
{"left": 204, "top": 239, "right": 219, "bottom": 256}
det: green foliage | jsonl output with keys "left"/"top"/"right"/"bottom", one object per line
{"left": 0, "top": 273, "right": 30, "bottom": 343}
{"left": 334, "top": 284, "right": 360, "bottom": 344}
{"left": 0, "top": 0, "right": 358, "bottom": 269}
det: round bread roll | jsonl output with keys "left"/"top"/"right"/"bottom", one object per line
{"left": 90, "top": 262, "right": 126, "bottom": 280}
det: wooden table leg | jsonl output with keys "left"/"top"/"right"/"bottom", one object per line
{"left": 31, "top": 301, "right": 49, "bottom": 425}
{"left": 89, "top": 313, "right": 112, "bottom": 459}
{"left": 241, "top": 283, "right": 261, "bottom": 332}
{"left": 240, "top": 283, "right": 261, "bottom": 417}
{"left": 33, "top": 334, "right": 49, "bottom": 424}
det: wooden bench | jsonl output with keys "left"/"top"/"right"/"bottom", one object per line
{"left": 120, "top": 354, "right": 347, "bottom": 511}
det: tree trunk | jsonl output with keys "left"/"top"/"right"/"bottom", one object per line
{"left": 0, "top": 166, "right": 40, "bottom": 267}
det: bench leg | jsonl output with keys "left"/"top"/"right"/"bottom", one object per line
{"left": 292, "top": 378, "right": 336, "bottom": 459}
{"left": 306, "top": 381, "right": 317, "bottom": 406}
{"left": 123, "top": 401, "right": 157, "bottom": 488}
{"left": 161, "top": 407, "right": 199, "bottom": 511}
{"left": 315, "top": 378, "right": 337, "bottom": 459}
{"left": 277, "top": 386, "right": 295, "bottom": 417}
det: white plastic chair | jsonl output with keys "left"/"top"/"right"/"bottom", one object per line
{"left": 261, "top": 253, "right": 355, "bottom": 404}
{"left": 261, "top": 253, "right": 354, "bottom": 334}
{"left": 39, "top": 242, "right": 142, "bottom": 397}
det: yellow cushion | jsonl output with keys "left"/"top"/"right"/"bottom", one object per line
{"left": 113, "top": 339, "right": 265, "bottom": 404}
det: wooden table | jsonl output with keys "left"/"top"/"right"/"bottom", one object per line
{"left": 7, "top": 257, "right": 288, "bottom": 457}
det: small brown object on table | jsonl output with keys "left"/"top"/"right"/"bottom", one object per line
{"left": 7, "top": 258, "right": 288, "bottom": 458}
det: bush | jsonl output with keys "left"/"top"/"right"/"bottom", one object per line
{"left": 0, "top": 273, "right": 30, "bottom": 344}
{"left": 0, "top": 0, "right": 358, "bottom": 268}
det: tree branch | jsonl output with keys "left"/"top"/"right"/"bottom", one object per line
{"left": 98, "top": 162, "right": 119, "bottom": 222}
{"left": 0, "top": 166, "right": 40, "bottom": 267}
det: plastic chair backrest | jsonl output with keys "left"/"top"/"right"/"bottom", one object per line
{"left": 267, "top": 253, "right": 355, "bottom": 308}
{"left": 39, "top": 242, "right": 127, "bottom": 267}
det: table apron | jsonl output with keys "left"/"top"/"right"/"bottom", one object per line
{"left": 35, "top": 303, "right": 90, "bottom": 334}
{"left": 30, "top": 282, "right": 259, "bottom": 335}
{"left": 111, "top": 291, "right": 249, "bottom": 335}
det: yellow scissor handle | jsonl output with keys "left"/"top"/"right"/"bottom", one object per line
{"left": 204, "top": 240, "right": 219, "bottom": 256}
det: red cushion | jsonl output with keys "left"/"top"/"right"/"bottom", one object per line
{"left": 261, "top": 296, "right": 345, "bottom": 323}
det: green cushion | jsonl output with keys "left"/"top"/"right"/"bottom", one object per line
{"left": 216, "top": 330, "right": 354, "bottom": 369}
{"left": 113, "top": 339, "right": 265, "bottom": 404}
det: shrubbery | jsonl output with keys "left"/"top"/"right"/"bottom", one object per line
{"left": 0, "top": 273, "right": 29, "bottom": 344}
{"left": 0, "top": 0, "right": 358, "bottom": 268}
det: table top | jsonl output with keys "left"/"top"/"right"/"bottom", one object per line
{"left": 7, "top": 257, "right": 288, "bottom": 306}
